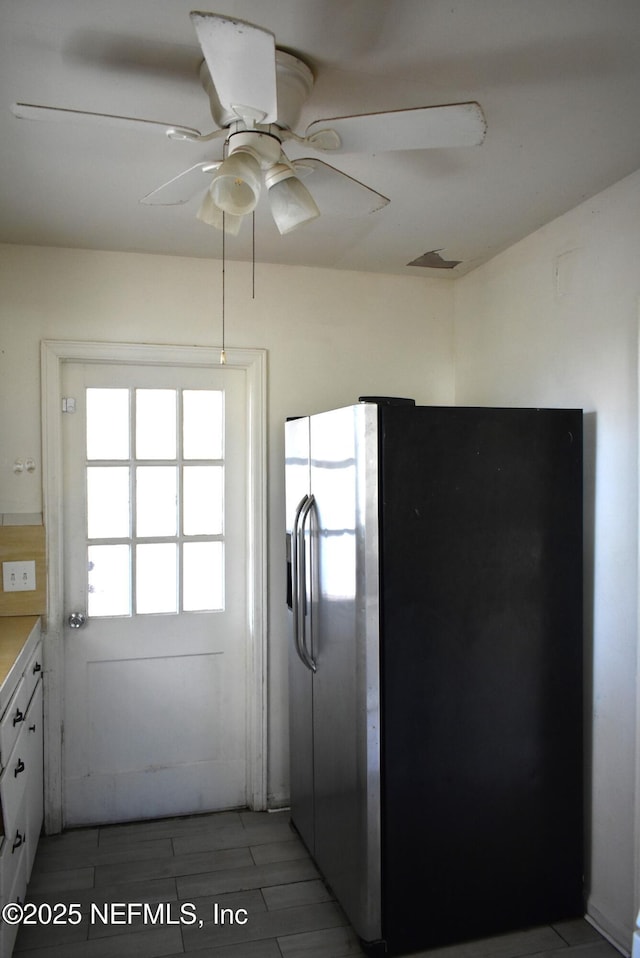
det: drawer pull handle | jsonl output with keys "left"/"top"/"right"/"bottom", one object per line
{"left": 14, "top": 758, "right": 25, "bottom": 777}
{"left": 29, "top": 724, "right": 37, "bottom": 732}
{"left": 33, "top": 662, "right": 42, "bottom": 674}
{"left": 12, "top": 831, "right": 24, "bottom": 852}
{"left": 13, "top": 709, "right": 24, "bottom": 727}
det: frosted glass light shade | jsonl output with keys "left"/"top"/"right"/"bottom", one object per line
{"left": 197, "top": 190, "right": 243, "bottom": 234}
{"left": 268, "top": 175, "right": 320, "bottom": 234}
{"left": 210, "top": 149, "right": 262, "bottom": 215}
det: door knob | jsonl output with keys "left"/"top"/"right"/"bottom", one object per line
{"left": 68, "top": 612, "right": 86, "bottom": 629}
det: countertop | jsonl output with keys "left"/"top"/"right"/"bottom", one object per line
{"left": 0, "top": 616, "right": 40, "bottom": 689}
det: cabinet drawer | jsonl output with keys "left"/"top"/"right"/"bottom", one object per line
{"left": 0, "top": 676, "right": 28, "bottom": 769}
{"left": 24, "top": 640, "right": 43, "bottom": 707}
{"left": 0, "top": 826, "right": 28, "bottom": 957}
{"left": 0, "top": 819, "right": 27, "bottom": 900}
{"left": 0, "top": 735, "right": 29, "bottom": 840}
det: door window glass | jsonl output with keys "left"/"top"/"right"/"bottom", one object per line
{"left": 183, "top": 466, "right": 223, "bottom": 536}
{"left": 183, "top": 541, "right": 224, "bottom": 612}
{"left": 86, "top": 389, "right": 129, "bottom": 460}
{"left": 136, "top": 543, "right": 178, "bottom": 614}
{"left": 88, "top": 544, "right": 131, "bottom": 618}
{"left": 87, "top": 466, "right": 130, "bottom": 539}
{"left": 183, "top": 389, "right": 223, "bottom": 460}
{"left": 85, "top": 387, "right": 225, "bottom": 617}
{"left": 136, "top": 466, "right": 178, "bottom": 537}
{"left": 135, "top": 389, "right": 177, "bottom": 460}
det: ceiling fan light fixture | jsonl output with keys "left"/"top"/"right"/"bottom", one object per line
{"left": 196, "top": 190, "right": 243, "bottom": 234}
{"left": 266, "top": 164, "right": 320, "bottom": 234}
{"left": 210, "top": 148, "right": 262, "bottom": 216}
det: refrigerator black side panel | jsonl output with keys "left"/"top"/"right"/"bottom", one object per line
{"left": 378, "top": 406, "right": 583, "bottom": 954}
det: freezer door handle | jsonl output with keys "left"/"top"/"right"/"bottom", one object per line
{"left": 291, "top": 495, "right": 316, "bottom": 672}
{"left": 291, "top": 494, "right": 307, "bottom": 666}
{"left": 298, "top": 494, "right": 317, "bottom": 672}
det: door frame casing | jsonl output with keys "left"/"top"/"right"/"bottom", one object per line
{"left": 41, "top": 339, "right": 268, "bottom": 833}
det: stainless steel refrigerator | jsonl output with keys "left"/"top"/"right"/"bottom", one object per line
{"left": 285, "top": 399, "right": 583, "bottom": 955}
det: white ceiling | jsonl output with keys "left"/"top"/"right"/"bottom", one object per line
{"left": 2, "top": 0, "right": 640, "bottom": 278}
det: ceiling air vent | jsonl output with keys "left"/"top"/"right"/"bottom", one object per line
{"left": 407, "top": 249, "right": 461, "bottom": 269}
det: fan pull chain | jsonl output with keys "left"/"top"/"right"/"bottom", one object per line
{"left": 252, "top": 211, "right": 256, "bottom": 299}
{"left": 220, "top": 212, "right": 226, "bottom": 364}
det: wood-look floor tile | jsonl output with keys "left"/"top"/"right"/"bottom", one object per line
{"left": 18, "top": 810, "right": 615, "bottom": 958}
{"left": 404, "top": 926, "right": 570, "bottom": 958}
{"left": 239, "top": 809, "right": 289, "bottom": 827}
{"left": 182, "top": 887, "right": 267, "bottom": 929}
{"left": 171, "top": 820, "right": 294, "bottom": 857}
{"left": 94, "top": 845, "right": 253, "bottom": 886}
{"left": 262, "top": 878, "right": 333, "bottom": 910}
{"left": 552, "top": 920, "right": 607, "bottom": 946}
{"left": 181, "top": 899, "right": 348, "bottom": 951}
{"left": 165, "top": 940, "right": 282, "bottom": 958}
{"left": 242, "top": 822, "right": 298, "bottom": 843}
{"left": 278, "top": 923, "right": 366, "bottom": 957}
{"left": 14, "top": 919, "right": 90, "bottom": 954}
{"left": 25, "top": 876, "right": 178, "bottom": 909}
{"left": 26, "top": 865, "right": 95, "bottom": 894}
{"left": 176, "top": 857, "right": 320, "bottom": 900}
{"left": 36, "top": 828, "right": 100, "bottom": 853}
{"left": 12, "top": 923, "right": 183, "bottom": 957}
{"left": 168, "top": 821, "right": 248, "bottom": 856}
{"left": 34, "top": 837, "right": 174, "bottom": 871}
{"left": 250, "top": 837, "right": 309, "bottom": 865}
{"left": 524, "top": 942, "right": 622, "bottom": 958}
{"left": 98, "top": 810, "right": 243, "bottom": 846}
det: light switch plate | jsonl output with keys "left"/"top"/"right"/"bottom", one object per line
{"left": 2, "top": 560, "right": 36, "bottom": 592}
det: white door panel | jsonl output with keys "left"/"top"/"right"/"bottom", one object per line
{"left": 61, "top": 361, "right": 248, "bottom": 826}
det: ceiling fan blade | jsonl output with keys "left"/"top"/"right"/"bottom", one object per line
{"left": 190, "top": 12, "right": 277, "bottom": 125}
{"left": 140, "top": 162, "right": 220, "bottom": 206}
{"left": 304, "top": 101, "right": 487, "bottom": 154}
{"left": 292, "top": 159, "right": 389, "bottom": 217}
{"left": 11, "top": 102, "right": 202, "bottom": 140}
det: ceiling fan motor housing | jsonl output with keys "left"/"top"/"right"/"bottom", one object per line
{"left": 199, "top": 49, "right": 314, "bottom": 133}
{"left": 226, "top": 130, "right": 282, "bottom": 168}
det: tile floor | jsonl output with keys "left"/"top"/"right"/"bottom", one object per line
{"left": 14, "top": 809, "right": 620, "bottom": 958}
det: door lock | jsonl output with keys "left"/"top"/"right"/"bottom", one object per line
{"left": 68, "top": 612, "right": 86, "bottom": 629}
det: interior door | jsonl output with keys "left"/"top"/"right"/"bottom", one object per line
{"left": 61, "top": 361, "right": 247, "bottom": 826}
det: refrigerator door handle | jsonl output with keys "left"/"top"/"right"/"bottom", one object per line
{"left": 298, "top": 494, "right": 317, "bottom": 673}
{"left": 291, "top": 495, "right": 310, "bottom": 670}
{"left": 291, "top": 496, "right": 311, "bottom": 669}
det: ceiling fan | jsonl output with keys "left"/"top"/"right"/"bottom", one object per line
{"left": 11, "top": 11, "right": 487, "bottom": 236}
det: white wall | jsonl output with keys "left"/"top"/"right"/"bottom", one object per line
{"left": 0, "top": 242, "right": 455, "bottom": 806}
{"left": 453, "top": 169, "right": 640, "bottom": 951}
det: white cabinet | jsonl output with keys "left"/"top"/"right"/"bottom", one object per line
{"left": 0, "top": 619, "right": 43, "bottom": 957}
